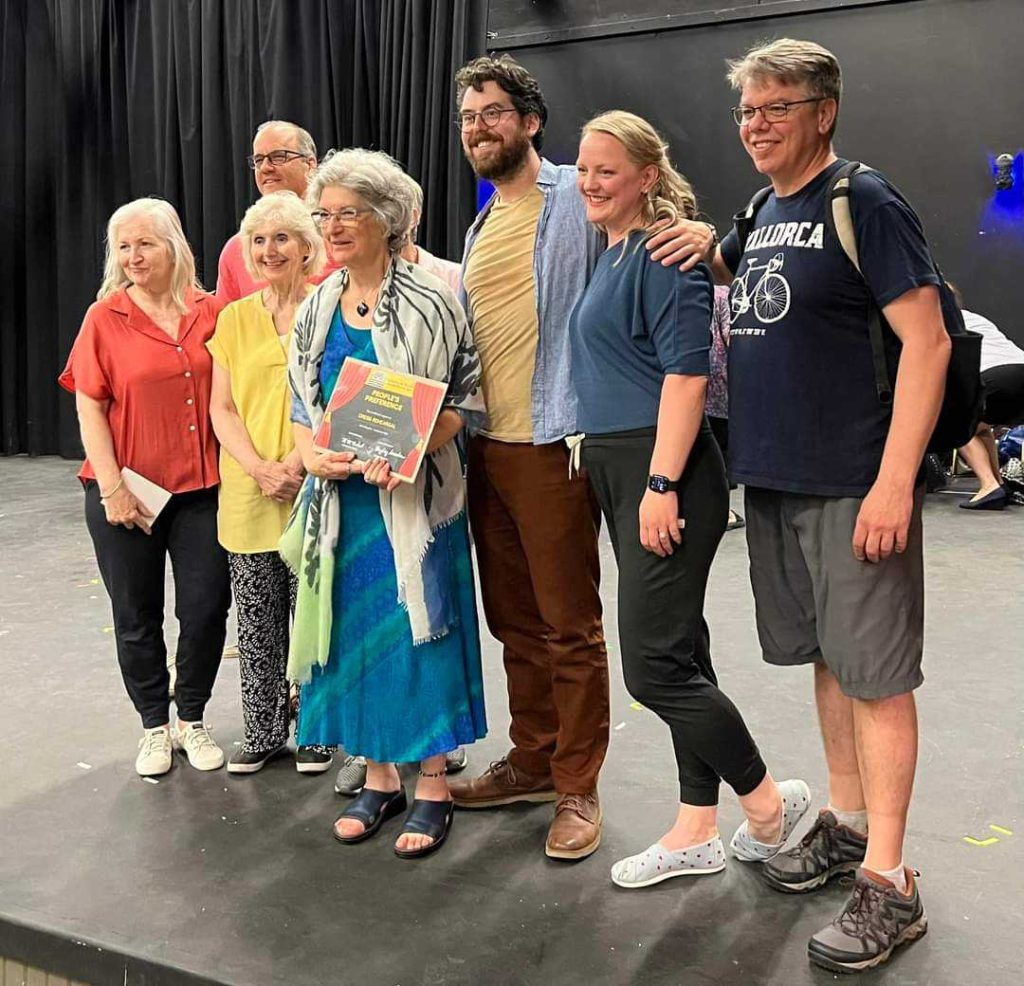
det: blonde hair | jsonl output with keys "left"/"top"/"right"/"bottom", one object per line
{"left": 239, "top": 190, "right": 325, "bottom": 282}
{"left": 581, "top": 110, "right": 698, "bottom": 251}
{"left": 98, "top": 198, "right": 200, "bottom": 313}
{"left": 727, "top": 38, "right": 842, "bottom": 136}
{"left": 305, "top": 148, "right": 415, "bottom": 254}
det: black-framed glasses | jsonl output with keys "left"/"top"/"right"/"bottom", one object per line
{"left": 310, "top": 206, "right": 373, "bottom": 228}
{"left": 731, "top": 97, "right": 826, "bottom": 126}
{"left": 454, "top": 106, "right": 519, "bottom": 131}
{"left": 246, "top": 149, "right": 308, "bottom": 169}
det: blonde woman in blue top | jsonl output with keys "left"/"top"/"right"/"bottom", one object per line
{"left": 569, "top": 111, "right": 809, "bottom": 888}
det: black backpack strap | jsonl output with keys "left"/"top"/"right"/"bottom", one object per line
{"left": 824, "top": 161, "right": 894, "bottom": 406}
{"left": 731, "top": 185, "right": 773, "bottom": 255}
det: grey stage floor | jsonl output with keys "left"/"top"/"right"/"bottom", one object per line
{"left": 0, "top": 456, "right": 1020, "bottom": 986}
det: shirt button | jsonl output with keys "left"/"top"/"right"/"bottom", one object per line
{"left": 189, "top": 424, "right": 196, "bottom": 432}
{"left": 186, "top": 398, "right": 194, "bottom": 405}
{"left": 176, "top": 346, "right": 183, "bottom": 352}
{"left": 184, "top": 371, "right": 192, "bottom": 378}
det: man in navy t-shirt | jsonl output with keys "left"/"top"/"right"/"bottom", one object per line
{"left": 707, "top": 39, "right": 950, "bottom": 974}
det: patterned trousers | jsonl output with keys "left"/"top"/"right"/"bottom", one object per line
{"left": 228, "top": 550, "right": 325, "bottom": 754}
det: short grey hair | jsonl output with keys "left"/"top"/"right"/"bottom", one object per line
{"left": 306, "top": 148, "right": 415, "bottom": 254}
{"left": 727, "top": 38, "right": 842, "bottom": 134}
{"left": 238, "top": 190, "right": 326, "bottom": 281}
{"left": 400, "top": 172, "right": 424, "bottom": 245}
{"left": 254, "top": 120, "right": 317, "bottom": 159}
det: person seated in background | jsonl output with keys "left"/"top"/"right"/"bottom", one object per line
{"left": 208, "top": 190, "right": 337, "bottom": 775}
{"left": 704, "top": 284, "right": 744, "bottom": 530}
{"left": 216, "top": 120, "right": 342, "bottom": 302}
{"left": 948, "top": 282, "right": 1024, "bottom": 510}
{"left": 570, "top": 110, "right": 810, "bottom": 892}
{"left": 329, "top": 169, "right": 471, "bottom": 798}
{"left": 283, "top": 149, "right": 487, "bottom": 859}
{"left": 59, "top": 198, "right": 231, "bottom": 777}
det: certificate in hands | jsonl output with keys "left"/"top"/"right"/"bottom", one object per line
{"left": 313, "top": 357, "right": 448, "bottom": 484}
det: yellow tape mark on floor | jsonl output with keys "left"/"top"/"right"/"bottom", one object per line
{"left": 629, "top": 701, "right": 645, "bottom": 711}
{"left": 989, "top": 825, "right": 1013, "bottom": 836}
{"left": 962, "top": 836, "right": 999, "bottom": 847}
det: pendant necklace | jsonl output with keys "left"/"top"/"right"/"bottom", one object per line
{"left": 355, "top": 283, "right": 381, "bottom": 317}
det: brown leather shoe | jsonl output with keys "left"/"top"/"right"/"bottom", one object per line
{"left": 545, "top": 791, "right": 602, "bottom": 860}
{"left": 448, "top": 757, "right": 558, "bottom": 808}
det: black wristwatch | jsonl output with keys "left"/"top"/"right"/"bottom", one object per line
{"left": 648, "top": 474, "right": 679, "bottom": 494}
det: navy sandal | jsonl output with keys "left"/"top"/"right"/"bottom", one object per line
{"left": 333, "top": 786, "right": 407, "bottom": 845}
{"left": 394, "top": 799, "right": 455, "bottom": 859}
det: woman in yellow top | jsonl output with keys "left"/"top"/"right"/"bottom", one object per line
{"left": 208, "top": 190, "right": 331, "bottom": 774}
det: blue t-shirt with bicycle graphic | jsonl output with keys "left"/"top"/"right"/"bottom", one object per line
{"left": 719, "top": 158, "right": 939, "bottom": 496}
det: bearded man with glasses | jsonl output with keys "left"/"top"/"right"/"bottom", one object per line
{"left": 704, "top": 39, "right": 950, "bottom": 974}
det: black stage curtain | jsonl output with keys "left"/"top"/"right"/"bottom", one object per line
{"left": 0, "top": 0, "right": 486, "bottom": 458}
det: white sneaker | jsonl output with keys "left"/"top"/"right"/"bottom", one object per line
{"left": 173, "top": 721, "right": 225, "bottom": 771}
{"left": 136, "top": 726, "right": 172, "bottom": 777}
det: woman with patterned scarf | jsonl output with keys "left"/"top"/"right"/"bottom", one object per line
{"left": 281, "top": 149, "right": 487, "bottom": 859}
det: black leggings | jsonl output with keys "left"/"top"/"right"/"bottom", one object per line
{"left": 85, "top": 482, "right": 231, "bottom": 728}
{"left": 582, "top": 426, "right": 766, "bottom": 806}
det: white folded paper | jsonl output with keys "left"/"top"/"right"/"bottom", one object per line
{"left": 121, "top": 467, "right": 172, "bottom": 533}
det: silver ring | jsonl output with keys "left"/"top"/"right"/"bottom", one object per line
{"left": 658, "top": 531, "right": 669, "bottom": 540}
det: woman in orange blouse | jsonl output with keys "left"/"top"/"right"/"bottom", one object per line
{"left": 59, "top": 198, "right": 231, "bottom": 778}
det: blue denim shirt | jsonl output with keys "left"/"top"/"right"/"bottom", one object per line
{"left": 460, "top": 158, "right": 604, "bottom": 444}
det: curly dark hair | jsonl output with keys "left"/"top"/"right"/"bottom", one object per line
{"left": 455, "top": 54, "right": 548, "bottom": 151}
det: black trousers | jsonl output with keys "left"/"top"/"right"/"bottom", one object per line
{"left": 85, "top": 482, "right": 231, "bottom": 728}
{"left": 582, "top": 426, "right": 767, "bottom": 806}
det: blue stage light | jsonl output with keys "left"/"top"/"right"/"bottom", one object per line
{"left": 985, "top": 152, "right": 1024, "bottom": 229}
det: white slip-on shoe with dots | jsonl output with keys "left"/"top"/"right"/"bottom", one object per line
{"left": 730, "top": 778, "right": 811, "bottom": 862}
{"left": 610, "top": 836, "right": 727, "bottom": 889}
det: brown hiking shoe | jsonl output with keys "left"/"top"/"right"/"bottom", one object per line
{"left": 545, "top": 791, "right": 602, "bottom": 860}
{"left": 448, "top": 757, "right": 557, "bottom": 808}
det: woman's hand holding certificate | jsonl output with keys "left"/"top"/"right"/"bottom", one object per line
{"left": 361, "top": 457, "right": 402, "bottom": 493}
{"left": 306, "top": 449, "right": 362, "bottom": 482}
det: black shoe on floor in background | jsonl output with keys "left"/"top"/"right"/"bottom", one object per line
{"left": 959, "top": 486, "right": 1007, "bottom": 511}
{"left": 227, "top": 746, "right": 286, "bottom": 775}
{"left": 296, "top": 746, "right": 334, "bottom": 774}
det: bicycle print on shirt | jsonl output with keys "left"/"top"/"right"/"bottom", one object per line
{"left": 728, "top": 220, "right": 826, "bottom": 327}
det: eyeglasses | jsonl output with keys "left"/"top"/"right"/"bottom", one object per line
{"left": 454, "top": 106, "right": 519, "bottom": 131}
{"left": 246, "top": 149, "right": 308, "bottom": 169}
{"left": 310, "top": 207, "right": 373, "bottom": 228}
{"left": 731, "top": 98, "right": 827, "bottom": 126}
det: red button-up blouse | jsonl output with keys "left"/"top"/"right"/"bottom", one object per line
{"left": 58, "top": 287, "right": 223, "bottom": 493}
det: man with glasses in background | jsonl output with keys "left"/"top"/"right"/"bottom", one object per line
{"left": 705, "top": 39, "right": 949, "bottom": 973}
{"left": 448, "top": 54, "right": 714, "bottom": 861}
{"left": 215, "top": 120, "right": 328, "bottom": 302}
